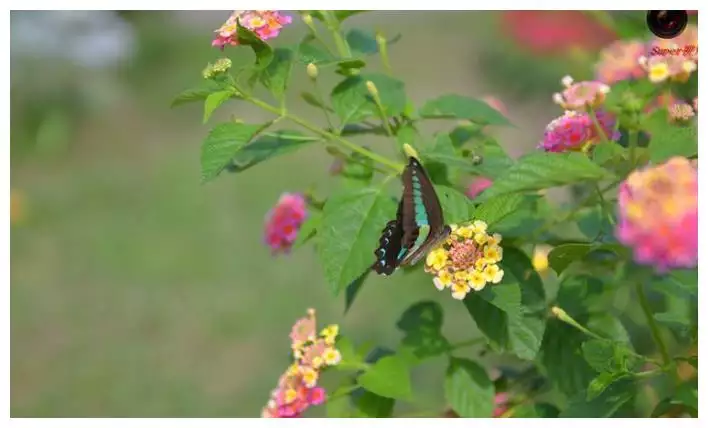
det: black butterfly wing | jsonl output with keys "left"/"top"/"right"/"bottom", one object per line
{"left": 399, "top": 157, "right": 451, "bottom": 266}
{"left": 372, "top": 200, "right": 409, "bottom": 275}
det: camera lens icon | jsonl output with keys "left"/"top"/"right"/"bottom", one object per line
{"left": 646, "top": 10, "right": 688, "bottom": 39}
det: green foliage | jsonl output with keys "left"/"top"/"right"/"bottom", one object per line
{"left": 179, "top": 10, "right": 698, "bottom": 418}
{"left": 444, "top": 358, "right": 495, "bottom": 417}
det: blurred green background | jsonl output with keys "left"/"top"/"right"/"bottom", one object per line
{"left": 11, "top": 11, "right": 617, "bottom": 417}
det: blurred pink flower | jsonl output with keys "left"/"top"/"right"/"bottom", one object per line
{"left": 648, "top": 24, "right": 698, "bottom": 63}
{"left": 669, "top": 101, "right": 696, "bottom": 122}
{"left": 264, "top": 192, "right": 308, "bottom": 254}
{"left": 693, "top": 97, "right": 698, "bottom": 113}
{"left": 616, "top": 157, "right": 697, "bottom": 272}
{"left": 466, "top": 177, "right": 493, "bottom": 199}
{"left": 501, "top": 11, "right": 616, "bottom": 55}
{"left": 595, "top": 39, "right": 647, "bottom": 84}
{"left": 493, "top": 392, "right": 510, "bottom": 417}
{"left": 213, "top": 10, "right": 292, "bottom": 49}
{"left": 553, "top": 75, "right": 610, "bottom": 111}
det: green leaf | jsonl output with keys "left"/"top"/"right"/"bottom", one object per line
{"left": 587, "top": 371, "right": 628, "bottom": 401}
{"left": 643, "top": 108, "right": 697, "bottom": 163}
{"left": 351, "top": 390, "right": 395, "bottom": 417}
{"left": 464, "top": 247, "right": 546, "bottom": 360}
{"left": 327, "top": 381, "right": 356, "bottom": 417}
{"left": 560, "top": 379, "right": 634, "bottom": 417}
{"left": 346, "top": 28, "right": 378, "bottom": 56}
{"left": 293, "top": 210, "right": 321, "bottom": 249}
{"left": 650, "top": 269, "right": 698, "bottom": 299}
{"left": 479, "top": 152, "right": 612, "bottom": 200}
{"left": 200, "top": 123, "right": 264, "bottom": 183}
{"left": 344, "top": 268, "right": 371, "bottom": 314}
{"left": 419, "top": 94, "right": 512, "bottom": 126}
{"left": 259, "top": 47, "right": 295, "bottom": 99}
{"left": 171, "top": 80, "right": 231, "bottom": 108}
{"left": 357, "top": 355, "right": 412, "bottom": 400}
{"left": 472, "top": 193, "right": 526, "bottom": 227}
{"left": 318, "top": 183, "right": 396, "bottom": 294}
{"left": 472, "top": 138, "right": 515, "bottom": 178}
{"left": 582, "top": 339, "right": 639, "bottom": 374}
{"left": 330, "top": 73, "right": 407, "bottom": 126}
{"left": 203, "top": 90, "right": 235, "bottom": 124}
{"left": 228, "top": 131, "right": 319, "bottom": 173}
{"left": 396, "top": 301, "right": 450, "bottom": 360}
{"left": 511, "top": 403, "right": 560, "bottom": 418}
{"left": 547, "top": 243, "right": 628, "bottom": 275}
{"left": 539, "top": 319, "right": 597, "bottom": 397}
{"left": 236, "top": 21, "right": 274, "bottom": 70}
{"left": 297, "top": 41, "right": 335, "bottom": 65}
{"left": 300, "top": 91, "right": 333, "bottom": 111}
{"left": 444, "top": 357, "right": 495, "bottom": 418}
{"left": 395, "top": 123, "right": 422, "bottom": 151}
{"left": 335, "top": 10, "right": 368, "bottom": 22}
{"left": 436, "top": 185, "right": 474, "bottom": 224}
{"left": 651, "top": 380, "right": 697, "bottom": 417}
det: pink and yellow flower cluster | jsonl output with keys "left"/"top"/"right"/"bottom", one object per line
{"left": 540, "top": 75, "right": 619, "bottom": 153}
{"left": 616, "top": 157, "right": 697, "bottom": 272}
{"left": 213, "top": 10, "right": 292, "bottom": 49}
{"left": 425, "top": 221, "right": 504, "bottom": 300}
{"left": 261, "top": 309, "right": 342, "bottom": 418}
{"left": 264, "top": 193, "right": 308, "bottom": 254}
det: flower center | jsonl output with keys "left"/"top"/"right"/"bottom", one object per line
{"left": 448, "top": 240, "right": 482, "bottom": 270}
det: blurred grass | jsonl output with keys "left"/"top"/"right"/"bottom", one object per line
{"left": 11, "top": 11, "right": 588, "bottom": 416}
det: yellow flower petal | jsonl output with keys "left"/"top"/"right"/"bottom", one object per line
{"left": 468, "top": 270, "right": 487, "bottom": 291}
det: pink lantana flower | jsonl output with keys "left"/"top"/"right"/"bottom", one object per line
{"left": 595, "top": 39, "right": 647, "bottom": 84}
{"left": 212, "top": 10, "right": 292, "bottom": 49}
{"left": 616, "top": 157, "right": 697, "bottom": 272}
{"left": 539, "top": 109, "right": 619, "bottom": 153}
{"left": 264, "top": 192, "right": 308, "bottom": 254}
{"left": 553, "top": 75, "right": 610, "bottom": 111}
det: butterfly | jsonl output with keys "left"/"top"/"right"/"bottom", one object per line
{"left": 372, "top": 157, "right": 451, "bottom": 276}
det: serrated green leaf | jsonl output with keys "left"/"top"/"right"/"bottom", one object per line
{"left": 479, "top": 152, "right": 612, "bottom": 200}
{"left": 318, "top": 183, "right": 396, "bottom": 295}
{"left": 436, "top": 185, "right": 473, "bottom": 224}
{"left": 547, "top": 243, "right": 628, "bottom": 275}
{"left": 560, "top": 379, "right": 634, "bottom": 417}
{"left": 236, "top": 21, "right": 274, "bottom": 70}
{"left": 259, "top": 47, "right": 295, "bottom": 99}
{"left": 228, "top": 131, "right": 319, "bottom": 173}
{"left": 419, "top": 94, "right": 512, "bottom": 126}
{"left": 587, "top": 372, "right": 628, "bottom": 401}
{"left": 472, "top": 193, "right": 525, "bottom": 227}
{"left": 582, "top": 339, "right": 639, "bottom": 374}
{"left": 200, "top": 123, "right": 264, "bottom": 183}
{"left": 330, "top": 73, "right": 407, "bottom": 126}
{"left": 203, "top": 90, "right": 234, "bottom": 123}
{"left": 357, "top": 355, "right": 412, "bottom": 400}
{"left": 444, "top": 357, "right": 495, "bottom": 418}
{"left": 293, "top": 210, "right": 321, "bottom": 249}
{"left": 643, "top": 108, "right": 697, "bottom": 163}
{"left": 171, "top": 80, "right": 231, "bottom": 108}
{"left": 473, "top": 138, "right": 515, "bottom": 178}
{"left": 539, "top": 319, "right": 596, "bottom": 397}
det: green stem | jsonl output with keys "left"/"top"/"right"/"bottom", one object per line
{"left": 245, "top": 95, "right": 404, "bottom": 174}
{"left": 376, "top": 30, "right": 393, "bottom": 75}
{"left": 635, "top": 281, "right": 671, "bottom": 366}
{"left": 312, "top": 80, "right": 334, "bottom": 130}
{"left": 448, "top": 337, "right": 485, "bottom": 351}
{"left": 302, "top": 15, "right": 336, "bottom": 56}
{"left": 327, "top": 383, "right": 360, "bottom": 401}
{"left": 321, "top": 11, "right": 352, "bottom": 58}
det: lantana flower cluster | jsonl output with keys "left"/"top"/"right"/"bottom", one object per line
{"left": 425, "top": 221, "right": 504, "bottom": 300}
{"left": 616, "top": 156, "right": 697, "bottom": 272}
{"left": 540, "top": 76, "right": 620, "bottom": 152}
{"left": 212, "top": 10, "right": 292, "bottom": 49}
{"left": 595, "top": 24, "right": 698, "bottom": 85}
{"left": 261, "top": 309, "right": 342, "bottom": 418}
{"left": 264, "top": 193, "right": 308, "bottom": 254}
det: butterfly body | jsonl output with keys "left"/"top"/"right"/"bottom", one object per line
{"left": 372, "top": 157, "right": 451, "bottom": 276}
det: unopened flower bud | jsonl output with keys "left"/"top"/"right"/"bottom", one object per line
{"left": 307, "top": 63, "right": 318, "bottom": 80}
{"left": 550, "top": 306, "right": 568, "bottom": 320}
{"left": 202, "top": 63, "right": 215, "bottom": 80}
{"left": 302, "top": 13, "right": 314, "bottom": 27}
{"left": 669, "top": 102, "right": 696, "bottom": 123}
{"left": 213, "top": 58, "right": 232, "bottom": 74}
{"left": 403, "top": 143, "right": 419, "bottom": 159}
{"left": 366, "top": 81, "right": 379, "bottom": 99}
